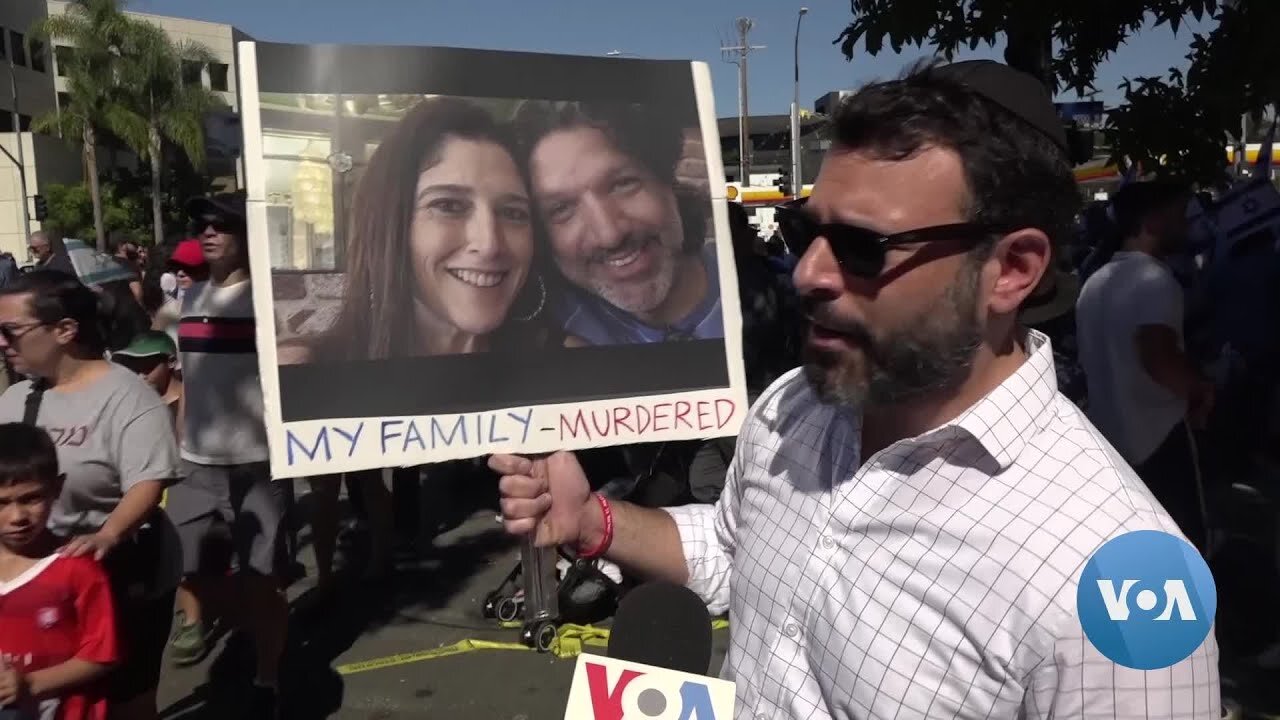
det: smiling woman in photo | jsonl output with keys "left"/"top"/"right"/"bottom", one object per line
{"left": 275, "top": 96, "right": 562, "bottom": 589}
{"left": 279, "top": 96, "right": 559, "bottom": 365}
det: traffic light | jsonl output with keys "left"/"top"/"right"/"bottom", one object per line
{"left": 776, "top": 169, "right": 792, "bottom": 197}
{"left": 32, "top": 195, "right": 48, "bottom": 222}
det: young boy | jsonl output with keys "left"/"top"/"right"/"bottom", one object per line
{"left": 0, "top": 423, "right": 118, "bottom": 720}
{"left": 110, "top": 331, "right": 183, "bottom": 438}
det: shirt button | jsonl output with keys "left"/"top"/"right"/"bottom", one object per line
{"left": 783, "top": 621, "right": 800, "bottom": 638}
{"left": 821, "top": 535, "right": 835, "bottom": 549}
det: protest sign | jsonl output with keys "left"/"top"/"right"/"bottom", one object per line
{"left": 236, "top": 41, "right": 747, "bottom": 478}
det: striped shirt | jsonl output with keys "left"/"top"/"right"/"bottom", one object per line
{"left": 178, "top": 279, "right": 268, "bottom": 465}
{"left": 667, "top": 330, "right": 1220, "bottom": 719}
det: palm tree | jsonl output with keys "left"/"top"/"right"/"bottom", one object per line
{"left": 30, "top": 0, "right": 134, "bottom": 252}
{"left": 115, "top": 19, "right": 226, "bottom": 248}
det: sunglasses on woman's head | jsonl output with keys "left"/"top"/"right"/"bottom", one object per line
{"left": 774, "top": 198, "right": 1008, "bottom": 278}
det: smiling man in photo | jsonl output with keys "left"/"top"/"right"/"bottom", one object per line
{"left": 517, "top": 101, "right": 723, "bottom": 345}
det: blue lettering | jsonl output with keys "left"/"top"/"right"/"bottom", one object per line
{"left": 380, "top": 420, "right": 404, "bottom": 454}
{"left": 331, "top": 422, "right": 364, "bottom": 458}
{"left": 403, "top": 420, "right": 426, "bottom": 452}
{"left": 678, "top": 681, "right": 717, "bottom": 720}
{"left": 487, "top": 414, "right": 509, "bottom": 444}
{"left": 507, "top": 408, "right": 534, "bottom": 443}
{"left": 430, "top": 415, "right": 468, "bottom": 447}
{"left": 286, "top": 428, "right": 331, "bottom": 465}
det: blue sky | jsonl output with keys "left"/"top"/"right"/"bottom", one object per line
{"left": 130, "top": 0, "right": 1213, "bottom": 119}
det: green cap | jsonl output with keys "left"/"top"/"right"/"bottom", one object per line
{"left": 114, "top": 330, "right": 176, "bottom": 359}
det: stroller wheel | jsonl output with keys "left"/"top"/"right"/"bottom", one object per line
{"left": 527, "top": 620, "right": 557, "bottom": 653}
{"left": 496, "top": 596, "right": 522, "bottom": 623}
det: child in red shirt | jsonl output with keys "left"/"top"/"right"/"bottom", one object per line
{"left": 0, "top": 423, "right": 118, "bottom": 720}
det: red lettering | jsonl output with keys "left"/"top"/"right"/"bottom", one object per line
{"left": 652, "top": 403, "right": 671, "bottom": 432}
{"left": 715, "top": 399, "right": 737, "bottom": 429}
{"left": 673, "top": 401, "right": 692, "bottom": 430}
{"left": 559, "top": 410, "right": 591, "bottom": 441}
{"left": 585, "top": 663, "right": 643, "bottom": 720}
{"left": 612, "top": 406, "right": 634, "bottom": 435}
{"left": 695, "top": 401, "right": 712, "bottom": 430}
{"left": 635, "top": 404, "right": 652, "bottom": 434}
{"left": 590, "top": 410, "right": 612, "bottom": 438}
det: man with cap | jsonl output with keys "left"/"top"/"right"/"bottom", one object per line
{"left": 162, "top": 193, "right": 287, "bottom": 718}
{"left": 492, "top": 60, "right": 1219, "bottom": 718}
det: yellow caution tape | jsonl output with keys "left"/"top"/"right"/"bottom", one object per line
{"left": 335, "top": 618, "right": 730, "bottom": 676}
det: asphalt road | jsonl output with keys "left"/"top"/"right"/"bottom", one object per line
{"left": 150, "top": 477, "right": 1275, "bottom": 719}
{"left": 154, "top": 488, "right": 729, "bottom": 720}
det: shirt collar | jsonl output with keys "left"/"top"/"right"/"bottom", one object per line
{"left": 937, "top": 329, "right": 1060, "bottom": 470}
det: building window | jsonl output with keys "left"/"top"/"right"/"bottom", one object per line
{"left": 0, "top": 114, "right": 32, "bottom": 133}
{"left": 0, "top": 27, "right": 7, "bottom": 60}
{"left": 263, "top": 134, "right": 338, "bottom": 272}
{"left": 29, "top": 38, "right": 46, "bottom": 73}
{"left": 181, "top": 60, "right": 202, "bottom": 86}
{"left": 9, "top": 31, "right": 25, "bottom": 67}
{"left": 209, "top": 63, "right": 229, "bottom": 92}
{"left": 54, "top": 46, "right": 73, "bottom": 77}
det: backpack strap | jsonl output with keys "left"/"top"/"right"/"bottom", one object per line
{"left": 22, "top": 378, "right": 48, "bottom": 426}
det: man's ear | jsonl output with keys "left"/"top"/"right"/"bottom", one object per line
{"left": 51, "top": 318, "right": 79, "bottom": 348}
{"left": 986, "top": 228, "right": 1052, "bottom": 316}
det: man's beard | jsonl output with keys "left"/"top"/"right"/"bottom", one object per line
{"left": 802, "top": 262, "right": 984, "bottom": 409}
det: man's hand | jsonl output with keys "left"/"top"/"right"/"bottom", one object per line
{"left": 490, "top": 451, "right": 593, "bottom": 549}
{"left": 62, "top": 530, "right": 120, "bottom": 561}
{"left": 0, "top": 660, "right": 27, "bottom": 707}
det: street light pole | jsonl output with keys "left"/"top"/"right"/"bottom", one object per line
{"left": 790, "top": 7, "right": 808, "bottom": 199}
{"left": 4, "top": 58, "right": 31, "bottom": 242}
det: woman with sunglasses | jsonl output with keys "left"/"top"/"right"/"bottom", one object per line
{"left": 0, "top": 269, "right": 182, "bottom": 720}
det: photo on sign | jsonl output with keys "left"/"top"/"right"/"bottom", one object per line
{"left": 237, "top": 41, "right": 747, "bottom": 478}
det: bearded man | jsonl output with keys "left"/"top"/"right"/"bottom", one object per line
{"left": 491, "top": 60, "right": 1220, "bottom": 719}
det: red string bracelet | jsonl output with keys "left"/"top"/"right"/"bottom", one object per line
{"left": 578, "top": 492, "right": 614, "bottom": 560}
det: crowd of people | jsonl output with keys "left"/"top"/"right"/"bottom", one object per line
{"left": 0, "top": 196, "right": 290, "bottom": 719}
{"left": 0, "top": 54, "right": 1275, "bottom": 720}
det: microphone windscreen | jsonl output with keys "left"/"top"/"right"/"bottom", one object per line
{"left": 608, "top": 581, "right": 712, "bottom": 675}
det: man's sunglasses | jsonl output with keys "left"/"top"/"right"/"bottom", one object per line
{"left": 0, "top": 322, "right": 43, "bottom": 345}
{"left": 774, "top": 198, "right": 1007, "bottom": 278}
{"left": 189, "top": 215, "right": 240, "bottom": 235}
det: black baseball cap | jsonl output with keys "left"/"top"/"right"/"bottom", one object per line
{"left": 934, "top": 60, "right": 1069, "bottom": 156}
{"left": 187, "top": 192, "right": 246, "bottom": 231}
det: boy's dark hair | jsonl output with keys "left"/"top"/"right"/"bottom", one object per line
{"left": 0, "top": 423, "right": 59, "bottom": 488}
{"left": 829, "top": 59, "right": 1081, "bottom": 258}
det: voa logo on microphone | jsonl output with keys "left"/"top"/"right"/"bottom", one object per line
{"left": 1076, "top": 529, "right": 1217, "bottom": 670}
{"left": 564, "top": 654, "right": 735, "bottom": 720}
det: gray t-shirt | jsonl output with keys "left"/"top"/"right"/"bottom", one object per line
{"left": 0, "top": 366, "right": 184, "bottom": 596}
{"left": 0, "top": 365, "right": 182, "bottom": 534}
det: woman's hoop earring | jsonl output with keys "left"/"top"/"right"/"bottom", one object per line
{"left": 513, "top": 274, "right": 546, "bottom": 322}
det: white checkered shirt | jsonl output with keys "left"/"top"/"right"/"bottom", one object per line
{"left": 667, "top": 330, "right": 1220, "bottom": 720}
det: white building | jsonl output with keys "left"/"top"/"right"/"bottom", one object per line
{"left": 0, "top": 0, "right": 249, "bottom": 257}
